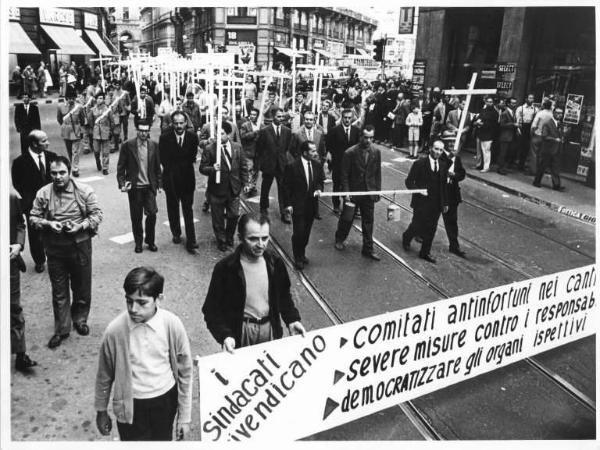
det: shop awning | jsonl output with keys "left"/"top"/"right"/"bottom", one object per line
{"left": 84, "top": 30, "right": 116, "bottom": 57}
{"left": 314, "top": 48, "right": 336, "bottom": 59}
{"left": 9, "top": 22, "right": 41, "bottom": 54}
{"left": 275, "top": 47, "right": 310, "bottom": 57}
{"left": 41, "top": 24, "right": 95, "bottom": 55}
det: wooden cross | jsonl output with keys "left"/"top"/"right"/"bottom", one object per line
{"left": 443, "top": 72, "right": 497, "bottom": 151}
{"left": 297, "top": 56, "right": 339, "bottom": 114}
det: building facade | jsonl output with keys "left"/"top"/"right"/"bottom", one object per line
{"left": 107, "top": 7, "right": 143, "bottom": 59}
{"left": 415, "top": 7, "right": 595, "bottom": 182}
{"left": 8, "top": 7, "right": 115, "bottom": 84}
{"left": 138, "top": 7, "right": 377, "bottom": 69}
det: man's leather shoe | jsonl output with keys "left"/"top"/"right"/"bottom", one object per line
{"left": 553, "top": 186, "right": 566, "bottom": 192}
{"left": 15, "top": 353, "right": 38, "bottom": 372}
{"left": 334, "top": 241, "right": 345, "bottom": 251}
{"left": 202, "top": 201, "right": 210, "bottom": 212}
{"left": 188, "top": 242, "right": 199, "bottom": 249}
{"left": 74, "top": 322, "right": 90, "bottom": 336}
{"left": 294, "top": 260, "right": 305, "bottom": 270}
{"left": 362, "top": 251, "right": 381, "bottom": 261}
{"left": 72, "top": 170, "right": 79, "bottom": 177}
{"left": 333, "top": 207, "right": 340, "bottom": 214}
{"left": 35, "top": 263, "right": 45, "bottom": 273}
{"left": 419, "top": 254, "right": 437, "bottom": 264}
{"left": 218, "top": 242, "right": 228, "bottom": 252}
{"left": 172, "top": 236, "right": 182, "bottom": 244}
{"left": 301, "top": 256, "right": 309, "bottom": 264}
{"left": 226, "top": 239, "right": 234, "bottom": 248}
{"left": 402, "top": 239, "right": 411, "bottom": 251}
{"left": 415, "top": 236, "right": 423, "bottom": 244}
{"left": 449, "top": 248, "right": 467, "bottom": 258}
{"left": 102, "top": 169, "right": 109, "bottom": 175}
{"left": 281, "top": 214, "right": 291, "bottom": 224}
{"left": 260, "top": 208, "right": 268, "bottom": 216}
{"left": 496, "top": 169, "right": 508, "bottom": 175}
{"left": 134, "top": 245, "right": 143, "bottom": 253}
{"left": 532, "top": 182, "right": 542, "bottom": 187}
{"left": 48, "top": 333, "right": 69, "bottom": 349}
{"left": 147, "top": 244, "right": 158, "bottom": 252}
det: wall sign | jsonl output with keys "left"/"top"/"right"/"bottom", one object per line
{"left": 39, "top": 7, "right": 74, "bottom": 27}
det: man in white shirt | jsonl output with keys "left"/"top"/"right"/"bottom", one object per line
{"left": 95, "top": 267, "right": 193, "bottom": 440}
{"left": 515, "top": 94, "right": 538, "bottom": 171}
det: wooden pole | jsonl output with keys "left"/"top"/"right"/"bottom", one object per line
{"left": 279, "top": 67, "right": 284, "bottom": 108}
{"left": 216, "top": 76, "right": 223, "bottom": 184}
{"left": 257, "top": 76, "right": 272, "bottom": 127}
{"left": 241, "top": 66, "right": 247, "bottom": 117}
{"left": 312, "top": 54, "right": 319, "bottom": 114}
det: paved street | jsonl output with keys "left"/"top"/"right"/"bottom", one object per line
{"left": 8, "top": 98, "right": 596, "bottom": 440}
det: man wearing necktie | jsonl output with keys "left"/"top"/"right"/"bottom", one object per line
{"left": 403, "top": 140, "right": 449, "bottom": 263}
{"left": 11, "top": 130, "right": 57, "bottom": 273}
{"left": 14, "top": 92, "right": 42, "bottom": 155}
{"left": 334, "top": 125, "right": 382, "bottom": 261}
{"left": 200, "top": 121, "right": 248, "bottom": 251}
{"left": 159, "top": 111, "right": 200, "bottom": 253}
{"left": 533, "top": 107, "right": 566, "bottom": 191}
{"left": 283, "top": 141, "right": 325, "bottom": 270}
{"left": 440, "top": 143, "right": 466, "bottom": 258}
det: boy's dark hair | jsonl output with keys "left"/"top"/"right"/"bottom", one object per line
{"left": 123, "top": 267, "right": 165, "bottom": 299}
{"left": 237, "top": 212, "right": 270, "bottom": 238}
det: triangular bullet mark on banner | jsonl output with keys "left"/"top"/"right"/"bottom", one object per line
{"left": 322, "top": 397, "right": 339, "bottom": 420}
{"left": 333, "top": 370, "right": 345, "bottom": 385}
{"left": 340, "top": 337, "right": 347, "bottom": 348}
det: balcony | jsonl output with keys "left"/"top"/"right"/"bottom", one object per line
{"left": 227, "top": 15, "right": 257, "bottom": 25}
{"left": 274, "top": 18, "right": 290, "bottom": 28}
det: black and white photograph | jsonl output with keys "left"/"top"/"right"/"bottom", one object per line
{"left": 1, "top": 2, "right": 597, "bottom": 446}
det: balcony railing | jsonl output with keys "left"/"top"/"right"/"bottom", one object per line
{"left": 227, "top": 16, "right": 257, "bottom": 25}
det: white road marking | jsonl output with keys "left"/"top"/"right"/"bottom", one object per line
{"left": 392, "top": 157, "right": 410, "bottom": 163}
{"left": 245, "top": 196, "right": 273, "bottom": 203}
{"left": 163, "top": 218, "right": 200, "bottom": 226}
{"left": 78, "top": 176, "right": 104, "bottom": 183}
{"left": 382, "top": 162, "right": 394, "bottom": 167}
{"left": 110, "top": 232, "right": 134, "bottom": 244}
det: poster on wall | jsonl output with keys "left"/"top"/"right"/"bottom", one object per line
{"left": 495, "top": 62, "right": 516, "bottom": 96}
{"left": 411, "top": 59, "right": 426, "bottom": 96}
{"left": 564, "top": 94, "right": 584, "bottom": 124}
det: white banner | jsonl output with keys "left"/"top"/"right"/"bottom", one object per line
{"left": 197, "top": 265, "right": 597, "bottom": 441}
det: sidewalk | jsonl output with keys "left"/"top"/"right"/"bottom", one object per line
{"left": 393, "top": 143, "right": 596, "bottom": 225}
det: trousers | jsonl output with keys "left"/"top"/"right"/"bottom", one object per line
{"left": 10, "top": 260, "right": 26, "bottom": 354}
{"left": 335, "top": 197, "right": 375, "bottom": 253}
{"left": 260, "top": 172, "right": 285, "bottom": 215}
{"left": 127, "top": 187, "right": 158, "bottom": 246}
{"left": 164, "top": 187, "right": 195, "bottom": 246}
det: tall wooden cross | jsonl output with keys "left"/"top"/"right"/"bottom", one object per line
{"left": 444, "top": 72, "right": 497, "bottom": 151}
{"left": 297, "top": 56, "right": 340, "bottom": 114}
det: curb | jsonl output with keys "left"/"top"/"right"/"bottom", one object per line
{"left": 387, "top": 143, "right": 596, "bottom": 226}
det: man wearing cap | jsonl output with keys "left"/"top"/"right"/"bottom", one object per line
{"left": 57, "top": 88, "right": 86, "bottom": 177}
{"left": 117, "top": 120, "right": 162, "bottom": 254}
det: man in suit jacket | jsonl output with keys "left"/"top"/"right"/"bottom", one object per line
{"left": 283, "top": 141, "right": 325, "bottom": 270}
{"left": 159, "top": 111, "right": 199, "bottom": 253}
{"left": 533, "top": 108, "right": 566, "bottom": 191}
{"left": 14, "top": 93, "right": 41, "bottom": 154}
{"left": 440, "top": 143, "right": 466, "bottom": 257}
{"left": 199, "top": 121, "right": 248, "bottom": 251}
{"left": 317, "top": 100, "right": 337, "bottom": 136}
{"left": 255, "top": 107, "right": 293, "bottom": 223}
{"left": 326, "top": 109, "right": 361, "bottom": 212}
{"left": 497, "top": 98, "right": 519, "bottom": 175}
{"left": 11, "top": 130, "right": 57, "bottom": 272}
{"left": 473, "top": 96, "right": 499, "bottom": 172}
{"left": 334, "top": 125, "right": 381, "bottom": 260}
{"left": 239, "top": 108, "right": 261, "bottom": 196}
{"left": 402, "top": 140, "right": 449, "bottom": 263}
{"left": 444, "top": 97, "right": 472, "bottom": 154}
{"left": 288, "top": 111, "right": 326, "bottom": 160}
{"left": 116, "top": 120, "right": 162, "bottom": 253}
{"left": 130, "top": 85, "right": 155, "bottom": 127}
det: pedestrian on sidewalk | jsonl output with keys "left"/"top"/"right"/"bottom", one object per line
{"left": 473, "top": 96, "right": 498, "bottom": 173}
{"left": 406, "top": 105, "right": 423, "bottom": 158}
{"left": 10, "top": 186, "right": 38, "bottom": 373}
{"left": 403, "top": 140, "right": 449, "bottom": 264}
{"left": 496, "top": 97, "right": 519, "bottom": 175}
{"left": 533, "top": 107, "right": 566, "bottom": 191}
{"left": 529, "top": 98, "right": 554, "bottom": 176}
{"left": 515, "top": 94, "right": 538, "bottom": 171}
{"left": 11, "top": 130, "right": 57, "bottom": 273}
{"left": 117, "top": 120, "right": 162, "bottom": 254}
{"left": 202, "top": 212, "right": 306, "bottom": 353}
{"left": 29, "top": 155, "right": 103, "bottom": 348}
{"left": 95, "top": 267, "right": 193, "bottom": 441}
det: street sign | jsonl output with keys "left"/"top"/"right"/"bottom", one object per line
{"left": 398, "top": 7, "right": 415, "bottom": 34}
{"left": 196, "top": 265, "right": 596, "bottom": 441}
{"left": 564, "top": 93, "right": 584, "bottom": 125}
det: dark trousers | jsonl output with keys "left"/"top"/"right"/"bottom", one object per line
{"left": 164, "top": 187, "right": 196, "bottom": 245}
{"left": 497, "top": 140, "right": 514, "bottom": 170}
{"left": 25, "top": 212, "right": 46, "bottom": 266}
{"left": 10, "top": 260, "right": 26, "bottom": 354}
{"left": 260, "top": 172, "right": 285, "bottom": 214}
{"left": 117, "top": 385, "right": 178, "bottom": 441}
{"left": 292, "top": 204, "right": 315, "bottom": 261}
{"left": 404, "top": 203, "right": 442, "bottom": 257}
{"left": 121, "top": 113, "right": 129, "bottom": 140}
{"left": 47, "top": 239, "right": 92, "bottom": 335}
{"left": 390, "top": 124, "right": 406, "bottom": 147}
{"left": 20, "top": 132, "right": 30, "bottom": 155}
{"left": 208, "top": 193, "right": 240, "bottom": 245}
{"left": 64, "top": 139, "right": 74, "bottom": 160}
{"left": 534, "top": 147, "right": 561, "bottom": 188}
{"left": 127, "top": 187, "right": 158, "bottom": 246}
{"left": 335, "top": 197, "right": 375, "bottom": 253}
{"left": 442, "top": 204, "right": 460, "bottom": 251}
{"left": 331, "top": 165, "right": 343, "bottom": 209}
{"left": 518, "top": 124, "right": 532, "bottom": 169}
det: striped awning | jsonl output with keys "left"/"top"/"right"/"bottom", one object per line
{"left": 9, "top": 22, "right": 40, "bottom": 54}
{"left": 84, "top": 30, "right": 116, "bottom": 57}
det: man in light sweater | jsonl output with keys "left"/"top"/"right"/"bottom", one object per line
{"left": 95, "top": 267, "right": 193, "bottom": 441}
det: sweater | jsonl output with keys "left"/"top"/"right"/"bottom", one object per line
{"left": 94, "top": 309, "right": 193, "bottom": 424}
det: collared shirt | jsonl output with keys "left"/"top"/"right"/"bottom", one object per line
{"left": 221, "top": 140, "right": 232, "bottom": 170}
{"left": 250, "top": 121, "right": 260, "bottom": 132}
{"left": 321, "top": 114, "right": 329, "bottom": 133}
{"left": 516, "top": 103, "right": 538, "bottom": 125}
{"left": 127, "top": 307, "right": 176, "bottom": 399}
{"left": 272, "top": 123, "right": 281, "bottom": 136}
{"left": 444, "top": 153, "right": 455, "bottom": 182}
{"left": 344, "top": 126, "right": 351, "bottom": 140}
{"left": 301, "top": 156, "right": 312, "bottom": 187}
{"left": 429, "top": 156, "right": 439, "bottom": 172}
{"left": 24, "top": 104, "right": 30, "bottom": 115}
{"left": 136, "top": 138, "right": 150, "bottom": 187}
{"left": 139, "top": 98, "right": 146, "bottom": 118}
{"left": 175, "top": 132, "right": 185, "bottom": 147}
{"left": 305, "top": 127, "right": 314, "bottom": 141}
{"left": 29, "top": 149, "right": 46, "bottom": 172}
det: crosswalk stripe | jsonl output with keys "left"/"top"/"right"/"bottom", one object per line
{"left": 109, "top": 232, "right": 134, "bottom": 244}
{"left": 78, "top": 176, "right": 104, "bottom": 183}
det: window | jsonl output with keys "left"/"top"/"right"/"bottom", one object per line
{"left": 275, "top": 7, "right": 284, "bottom": 20}
{"left": 247, "top": 8, "right": 257, "bottom": 16}
{"left": 228, "top": 7, "right": 255, "bottom": 17}
{"left": 228, "top": 7, "right": 237, "bottom": 16}
{"left": 123, "top": 7, "right": 129, "bottom": 20}
{"left": 293, "top": 10, "right": 299, "bottom": 25}
{"left": 300, "top": 11, "right": 307, "bottom": 26}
